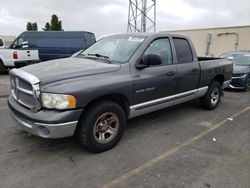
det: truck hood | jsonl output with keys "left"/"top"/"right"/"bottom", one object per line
{"left": 21, "top": 57, "right": 121, "bottom": 84}
{"left": 233, "top": 64, "right": 250, "bottom": 74}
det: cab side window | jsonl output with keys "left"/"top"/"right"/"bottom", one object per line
{"left": 12, "top": 37, "right": 24, "bottom": 49}
{"left": 173, "top": 38, "right": 193, "bottom": 64}
{"left": 144, "top": 38, "right": 173, "bottom": 65}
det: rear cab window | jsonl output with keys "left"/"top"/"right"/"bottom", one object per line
{"left": 173, "top": 38, "right": 193, "bottom": 64}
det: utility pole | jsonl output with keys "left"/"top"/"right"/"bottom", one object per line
{"left": 127, "top": 0, "right": 156, "bottom": 33}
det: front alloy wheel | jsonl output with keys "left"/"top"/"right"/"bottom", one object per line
{"left": 93, "top": 112, "right": 119, "bottom": 144}
{"left": 77, "top": 101, "right": 125, "bottom": 152}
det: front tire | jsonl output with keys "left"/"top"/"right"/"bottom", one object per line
{"left": 243, "top": 75, "right": 249, "bottom": 92}
{"left": 201, "top": 81, "right": 222, "bottom": 110}
{"left": 77, "top": 101, "right": 126, "bottom": 153}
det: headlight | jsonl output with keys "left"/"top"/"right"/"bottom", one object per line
{"left": 41, "top": 93, "right": 76, "bottom": 110}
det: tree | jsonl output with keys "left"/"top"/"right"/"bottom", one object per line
{"left": 43, "top": 14, "right": 63, "bottom": 31}
{"left": 33, "top": 23, "right": 38, "bottom": 31}
{"left": 26, "top": 22, "right": 38, "bottom": 31}
{"left": 26, "top": 22, "right": 33, "bottom": 31}
{"left": 43, "top": 22, "right": 51, "bottom": 31}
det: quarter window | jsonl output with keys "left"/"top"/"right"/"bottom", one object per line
{"left": 144, "top": 38, "right": 173, "bottom": 65}
{"left": 12, "top": 37, "right": 24, "bottom": 49}
{"left": 173, "top": 38, "right": 193, "bottom": 64}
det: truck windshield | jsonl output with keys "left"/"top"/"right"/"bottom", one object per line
{"left": 78, "top": 35, "right": 146, "bottom": 63}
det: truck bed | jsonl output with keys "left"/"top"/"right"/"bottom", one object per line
{"left": 198, "top": 57, "right": 223, "bottom": 61}
{"left": 198, "top": 58, "right": 232, "bottom": 88}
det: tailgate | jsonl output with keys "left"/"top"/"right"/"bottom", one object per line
{"left": 16, "top": 49, "right": 39, "bottom": 61}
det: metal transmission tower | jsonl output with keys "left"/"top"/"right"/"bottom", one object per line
{"left": 127, "top": 0, "right": 156, "bottom": 33}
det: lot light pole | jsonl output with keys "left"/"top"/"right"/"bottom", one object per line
{"left": 127, "top": 0, "right": 156, "bottom": 33}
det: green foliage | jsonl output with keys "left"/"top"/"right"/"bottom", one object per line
{"left": 27, "top": 14, "right": 63, "bottom": 31}
{"left": 26, "top": 22, "right": 38, "bottom": 31}
{"left": 43, "top": 22, "right": 51, "bottom": 31}
{"left": 33, "top": 23, "right": 38, "bottom": 31}
{"left": 42, "top": 14, "right": 63, "bottom": 31}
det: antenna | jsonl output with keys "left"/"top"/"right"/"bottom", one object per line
{"left": 127, "top": 0, "right": 156, "bottom": 33}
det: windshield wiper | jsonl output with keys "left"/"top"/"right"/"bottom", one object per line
{"left": 77, "top": 53, "right": 86, "bottom": 57}
{"left": 87, "top": 53, "right": 109, "bottom": 59}
{"left": 87, "top": 53, "right": 112, "bottom": 64}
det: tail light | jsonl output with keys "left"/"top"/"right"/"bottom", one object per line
{"left": 13, "top": 51, "right": 18, "bottom": 59}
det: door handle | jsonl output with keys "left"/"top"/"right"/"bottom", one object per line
{"left": 192, "top": 68, "right": 199, "bottom": 72}
{"left": 166, "top": 71, "right": 176, "bottom": 76}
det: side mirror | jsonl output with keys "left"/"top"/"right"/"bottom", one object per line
{"left": 0, "top": 38, "right": 5, "bottom": 48}
{"left": 136, "top": 54, "right": 162, "bottom": 69}
{"left": 21, "top": 41, "right": 29, "bottom": 48}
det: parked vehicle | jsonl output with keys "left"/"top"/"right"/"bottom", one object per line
{"left": 8, "top": 33, "right": 233, "bottom": 152}
{"left": 9, "top": 31, "right": 96, "bottom": 62}
{"left": 220, "top": 51, "right": 250, "bottom": 91}
{"left": 0, "top": 37, "right": 39, "bottom": 74}
{"left": 0, "top": 38, "right": 5, "bottom": 48}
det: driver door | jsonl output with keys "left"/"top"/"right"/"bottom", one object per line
{"left": 131, "top": 38, "right": 177, "bottom": 109}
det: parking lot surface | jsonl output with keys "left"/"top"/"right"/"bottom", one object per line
{"left": 0, "top": 74, "right": 249, "bottom": 188}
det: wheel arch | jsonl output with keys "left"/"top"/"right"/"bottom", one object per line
{"left": 211, "top": 75, "right": 224, "bottom": 86}
{"left": 83, "top": 93, "right": 130, "bottom": 118}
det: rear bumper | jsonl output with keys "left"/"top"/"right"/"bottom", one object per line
{"left": 8, "top": 96, "right": 83, "bottom": 138}
{"left": 14, "top": 60, "right": 40, "bottom": 68}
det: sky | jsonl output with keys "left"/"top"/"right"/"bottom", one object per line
{"left": 0, "top": 0, "right": 250, "bottom": 38}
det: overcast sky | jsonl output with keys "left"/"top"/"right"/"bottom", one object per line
{"left": 0, "top": 0, "right": 250, "bottom": 38}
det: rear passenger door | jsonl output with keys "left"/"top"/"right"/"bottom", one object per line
{"left": 173, "top": 38, "right": 200, "bottom": 94}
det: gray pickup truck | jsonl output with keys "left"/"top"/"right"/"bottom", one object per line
{"left": 8, "top": 33, "right": 232, "bottom": 152}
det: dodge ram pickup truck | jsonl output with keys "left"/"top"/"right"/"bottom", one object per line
{"left": 8, "top": 33, "right": 233, "bottom": 152}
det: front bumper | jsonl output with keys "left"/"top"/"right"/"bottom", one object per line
{"left": 228, "top": 75, "right": 248, "bottom": 89}
{"left": 8, "top": 96, "right": 83, "bottom": 138}
{"left": 222, "top": 79, "right": 232, "bottom": 89}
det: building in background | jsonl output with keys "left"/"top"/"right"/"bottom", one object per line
{"left": 0, "top": 35, "right": 15, "bottom": 47}
{"left": 162, "top": 25, "right": 250, "bottom": 57}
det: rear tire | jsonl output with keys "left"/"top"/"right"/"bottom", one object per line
{"left": 201, "top": 81, "right": 222, "bottom": 110}
{"left": 0, "top": 60, "right": 7, "bottom": 74}
{"left": 77, "top": 100, "right": 126, "bottom": 153}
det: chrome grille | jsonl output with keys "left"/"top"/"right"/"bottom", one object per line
{"left": 10, "top": 69, "right": 41, "bottom": 111}
{"left": 19, "top": 92, "right": 36, "bottom": 107}
{"left": 18, "top": 79, "right": 33, "bottom": 91}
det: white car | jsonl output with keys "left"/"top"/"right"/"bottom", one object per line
{"left": 0, "top": 38, "right": 40, "bottom": 74}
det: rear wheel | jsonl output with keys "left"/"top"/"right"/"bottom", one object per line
{"left": 77, "top": 100, "right": 126, "bottom": 152}
{"left": 0, "top": 60, "right": 7, "bottom": 74}
{"left": 201, "top": 81, "right": 222, "bottom": 110}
